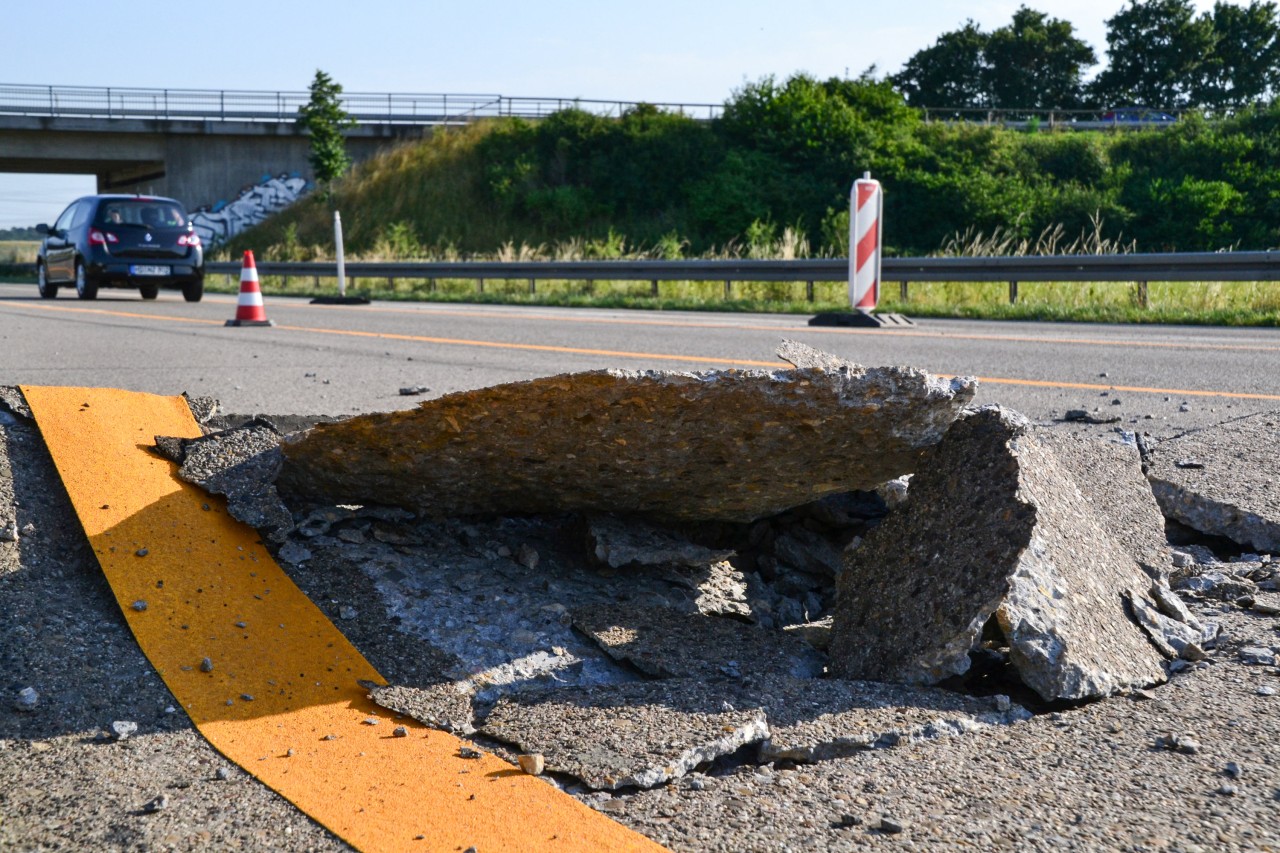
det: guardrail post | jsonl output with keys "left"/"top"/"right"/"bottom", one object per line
{"left": 806, "top": 281, "right": 814, "bottom": 302}
{"left": 477, "top": 278, "right": 484, "bottom": 294}
{"left": 529, "top": 278, "right": 536, "bottom": 295}
{"left": 724, "top": 280, "right": 732, "bottom": 299}
{"left": 651, "top": 280, "right": 658, "bottom": 297}
{"left": 1009, "top": 281, "right": 1019, "bottom": 304}
{"left": 1136, "top": 281, "right": 1149, "bottom": 309}
{"left": 428, "top": 278, "right": 437, "bottom": 293}
{"left": 900, "top": 281, "right": 909, "bottom": 302}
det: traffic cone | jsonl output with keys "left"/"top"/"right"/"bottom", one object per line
{"left": 225, "top": 251, "right": 275, "bottom": 327}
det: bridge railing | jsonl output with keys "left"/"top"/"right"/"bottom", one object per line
{"left": 0, "top": 83, "right": 723, "bottom": 124}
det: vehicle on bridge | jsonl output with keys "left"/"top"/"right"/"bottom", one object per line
{"left": 36, "top": 195, "right": 204, "bottom": 301}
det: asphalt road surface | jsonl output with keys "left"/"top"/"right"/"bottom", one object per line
{"left": 1, "top": 281, "right": 1278, "bottom": 432}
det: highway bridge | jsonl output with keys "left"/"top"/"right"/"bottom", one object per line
{"left": 0, "top": 83, "right": 721, "bottom": 238}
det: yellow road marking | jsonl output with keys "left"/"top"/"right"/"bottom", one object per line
{"left": 6, "top": 301, "right": 1280, "bottom": 400}
{"left": 22, "top": 385, "right": 665, "bottom": 853}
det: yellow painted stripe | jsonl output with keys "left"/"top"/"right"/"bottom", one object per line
{"left": 7, "top": 302, "right": 1279, "bottom": 401}
{"left": 21, "top": 385, "right": 664, "bottom": 853}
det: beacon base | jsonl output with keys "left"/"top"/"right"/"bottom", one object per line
{"left": 808, "top": 311, "right": 915, "bottom": 328}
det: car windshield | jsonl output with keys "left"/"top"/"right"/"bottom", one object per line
{"left": 95, "top": 201, "right": 187, "bottom": 228}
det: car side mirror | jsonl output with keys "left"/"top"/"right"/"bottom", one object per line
{"left": 36, "top": 223, "right": 49, "bottom": 235}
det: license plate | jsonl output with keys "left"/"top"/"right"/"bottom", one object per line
{"left": 130, "top": 265, "right": 171, "bottom": 276}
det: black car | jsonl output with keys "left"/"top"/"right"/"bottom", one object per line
{"left": 36, "top": 194, "right": 204, "bottom": 301}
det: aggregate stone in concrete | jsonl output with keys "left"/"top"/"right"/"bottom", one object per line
{"left": 480, "top": 679, "right": 769, "bottom": 790}
{"left": 746, "top": 676, "right": 1031, "bottom": 764}
{"left": 587, "top": 513, "right": 735, "bottom": 569}
{"left": 277, "top": 348, "right": 976, "bottom": 524}
{"left": 830, "top": 406, "right": 1167, "bottom": 702}
{"left": 156, "top": 419, "right": 293, "bottom": 540}
{"left": 0, "top": 386, "right": 32, "bottom": 420}
{"left": 1145, "top": 410, "right": 1280, "bottom": 552}
{"left": 366, "top": 682, "right": 477, "bottom": 734}
{"left": 1037, "top": 429, "right": 1171, "bottom": 579}
{"left": 180, "top": 392, "right": 219, "bottom": 427}
{"left": 572, "top": 604, "right": 825, "bottom": 681}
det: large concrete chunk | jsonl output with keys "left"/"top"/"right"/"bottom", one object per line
{"left": 1145, "top": 411, "right": 1280, "bottom": 552}
{"left": 277, "top": 353, "right": 975, "bottom": 523}
{"left": 830, "top": 406, "right": 1167, "bottom": 702}
{"left": 1038, "top": 430, "right": 1171, "bottom": 579}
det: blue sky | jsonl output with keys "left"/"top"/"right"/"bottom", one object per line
{"left": 0, "top": 0, "right": 1226, "bottom": 228}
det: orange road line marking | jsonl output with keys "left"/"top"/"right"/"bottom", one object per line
{"left": 22, "top": 386, "right": 665, "bottom": 853}
{"left": 294, "top": 298, "right": 1280, "bottom": 350}
{"left": 7, "top": 302, "right": 1280, "bottom": 400}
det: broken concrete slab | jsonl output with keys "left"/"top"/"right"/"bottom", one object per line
{"left": 1038, "top": 430, "right": 1172, "bottom": 580}
{"left": 749, "top": 676, "right": 1030, "bottom": 764}
{"left": 155, "top": 419, "right": 293, "bottom": 541}
{"left": 586, "top": 514, "right": 734, "bottom": 569}
{"left": 277, "top": 348, "right": 976, "bottom": 524}
{"left": 480, "top": 679, "right": 769, "bottom": 790}
{"left": 478, "top": 675, "right": 1029, "bottom": 790}
{"left": 830, "top": 406, "right": 1167, "bottom": 702}
{"left": 572, "top": 604, "right": 825, "bottom": 681}
{"left": 366, "top": 682, "right": 477, "bottom": 735}
{"left": 1145, "top": 411, "right": 1280, "bottom": 552}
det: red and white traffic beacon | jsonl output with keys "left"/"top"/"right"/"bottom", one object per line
{"left": 809, "top": 171, "right": 913, "bottom": 327}
{"left": 850, "top": 172, "right": 883, "bottom": 312}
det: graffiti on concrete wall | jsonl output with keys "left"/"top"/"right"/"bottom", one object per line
{"left": 190, "top": 173, "right": 310, "bottom": 246}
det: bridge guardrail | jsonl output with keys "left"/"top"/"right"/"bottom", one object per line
{"left": 0, "top": 84, "right": 723, "bottom": 124}
{"left": 203, "top": 251, "right": 1280, "bottom": 306}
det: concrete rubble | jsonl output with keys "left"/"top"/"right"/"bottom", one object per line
{"left": 829, "top": 406, "right": 1170, "bottom": 701}
{"left": 276, "top": 343, "right": 976, "bottom": 522}
{"left": 152, "top": 418, "right": 294, "bottom": 541}
{"left": 1144, "top": 410, "right": 1280, "bottom": 552}
{"left": 19, "top": 351, "right": 1276, "bottom": 823}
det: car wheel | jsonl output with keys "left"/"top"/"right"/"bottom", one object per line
{"left": 183, "top": 280, "right": 204, "bottom": 303}
{"left": 75, "top": 261, "right": 98, "bottom": 300}
{"left": 37, "top": 262, "right": 58, "bottom": 299}
{"left": 139, "top": 283, "right": 159, "bottom": 300}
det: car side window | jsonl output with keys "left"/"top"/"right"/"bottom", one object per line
{"left": 69, "top": 201, "right": 92, "bottom": 229}
{"left": 53, "top": 204, "right": 77, "bottom": 233}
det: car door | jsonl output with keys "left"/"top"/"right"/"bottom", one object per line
{"left": 46, "top": 202, "right": 83, "bottom": 281}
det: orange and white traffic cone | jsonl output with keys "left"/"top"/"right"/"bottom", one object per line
{"left": 225, "top": 251, "right": 275, "bottom": 327}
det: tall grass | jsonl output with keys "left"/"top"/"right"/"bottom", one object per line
{"left": 0, "top": 241, "right": 38, "bottom": 264}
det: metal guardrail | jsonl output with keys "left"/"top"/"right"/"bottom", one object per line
{"left": 202, "top": 251, "right": 1280, "bottom": 307}
{"left": 205, "top": 252, "right": 1280, "bottom": 284}
{"left": 0, "top": 83, "right": 723, "bottom": 124}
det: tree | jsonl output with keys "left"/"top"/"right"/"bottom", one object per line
{"left": 1196, "top": 0, "right": 1280, "bottom": 108}
{"left": 297, "top": 70, "right": 356, "bottom": 189}
{"left": 984, "top": 7, "right": 1096, "bottom": 110}
{"left": 891, "top": 22, "right": 990, "bottom": 112}
{"left": 1090, "top": 0, "right": 1214, "bottom": 108}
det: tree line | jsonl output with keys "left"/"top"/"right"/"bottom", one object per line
{"left": 893, "top": 0, "right": 1280, "bottom": 111}
{"left": 472, "top": 75, "right": 1280, "bottom": 257}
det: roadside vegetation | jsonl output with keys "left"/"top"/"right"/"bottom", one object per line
{"left": 123, "top": 3, "right": 1280, "bottom": 322}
